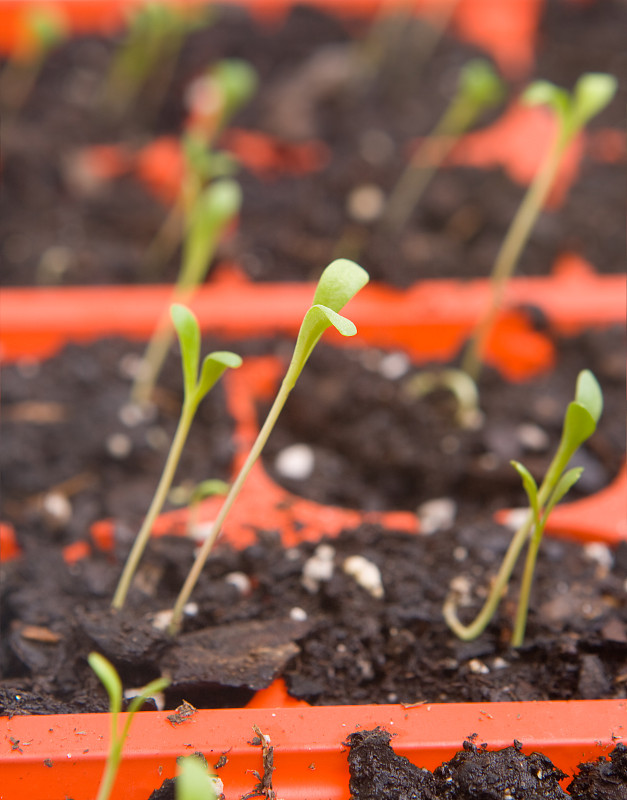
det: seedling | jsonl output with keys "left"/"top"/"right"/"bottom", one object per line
{"left": 0, "top": 6, "right": 67, "bottom": 117}
{"left": 100, "top": 1, "right": 212, "bottom": 119}
{"left": 167, "top": 258, "right": 370, "bottom": 634}
{"left": 170, "top": 478, "right": 230, "bottom": 537}
{"left": 176, "top": 753, "right": 221, "bottom": 800}
{"left": 113, "top": 304, "right": 242, "bottom": 610}
{"left": 381, "top": 58, "right": 505, "bottom": 234}
{"left": 405, "top": 367, "right": 483, "bottom": 430}
{"left": 462, "top": 72, "right": 617, "bottom": 379}
{"left": 88, "top": 652, "right": 170, "bottom": 800}
{"left": 131, "top": 178, "right": 242, "bottom": 406}
{"left": 444, "top": 369, "right": 603, "bottom": 647}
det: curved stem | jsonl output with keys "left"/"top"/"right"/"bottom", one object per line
{"left": 112, "top": 401, "right": 196, "bottom": 610}
{"left": 168, "top": 379, "right": 292, "bottom": 634}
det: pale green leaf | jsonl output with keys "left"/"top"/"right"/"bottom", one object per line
{"left": 312, "top": 259, "right": 369, "bottom": 313}
{"left": 572, "top": 73, "right": 617, "bottom": 128}
{"left": 574, "top": 369, "right": 603, "bottom": 424}
{"left": 511, "top": 460, "right": 539, "bottom": 521}
{"left": 171, "top": 304, "right": 200, "bottom": 400}
{"left": 544, "top": 467, "right": 583, "bottom": 519}
{"left": 196, "top": 350, "right": 242, "bottom": 401}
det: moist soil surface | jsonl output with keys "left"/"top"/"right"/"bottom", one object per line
{"left": 1, "top": 330, "right": 626, "bottom": 717}
{"left": 2, "top": 1, "right": 625, "bottom": 288}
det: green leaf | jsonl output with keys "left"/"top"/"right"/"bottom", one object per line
{"left": 511, "top": 460, "right": 539, "bottom": 521}
{"left": 125, "top": 677, "right": 171, "bottom": 716}
{"left": 544, "top": 467, "right": 583, "bottom": 519}
{"left": 196, "top": 350, "right": 242, "bottom": 401}
{"left": 176, "top": 755, "right": 218, "bottom": 800}
{"left": 459, "top": 59, "right": 505, "bottom": 110}
{"left": 522, "top": 80, "right": 570, "bottom": 121}
{"left": 212, "top": 58, "right": 258, "bottom": 120}
{"left": 561, "top": 400, "right": 598, "bottom": 458}
{"left": 312, "top": 259, "right": 370, "bottom": 313}
{"left": 572, "top": 73, "right": 617, "bottom": 128}
{"left": 574, "top": 369, "right": 603, "bottom": 424}
{"left": 88, "top": 652, "right": 122, "bottom": 715}
{"left": 190, "top": 479, "right": 230, "bottom": 504}
{"left": 171, "top": 304, "right": 200, "bottom": 400}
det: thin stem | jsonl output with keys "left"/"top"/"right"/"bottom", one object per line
{"left": 382, "top": 96, "right": 476, "bottom": 235}
{"left": 168, "top": 378, "right": 292, "bottom": 634}
{"left": 461, "top": 129, "right": 569, "bottom": 380}
{"left": 95, "top": 711, "right": 122, "bottom": 800}
{"left": 112, "top": 401, "right": 196, "bottom": 610}
{"left": 511, "top": 519, "right": 544, "bottom": 647}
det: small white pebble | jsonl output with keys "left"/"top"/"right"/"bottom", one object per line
{"left": 118, "top": 353, "right": 144, "bottom": 381}
{"left": 301, "top": 544, "right": 336, "bottom": 593}
{"left": 118, "top": 401, "right": 153, "bottom": 428}
{"left": 150, "top": 609, "right": 174, "bottom": 631}
{"left": 516, "top": 423, "right": 550, "bottom": 451}
{"left": 503, "top": 507, "right": 529, "bottom": 531}
{"left": 378, "top": 352, "right": 410, "bottom": 380}
{"left": 453, "top": 546, "right": 467, "bottom": 563}
{"left": 225, "top": 572, "right": 252, "bottom": 596}
{"left": 346, "top": 184, "right": 385, "bottom": 223}
{"left": 417, "top": 497, "right": 456, "bottom": 535}
{"left": 183, "top": 602, "right": 198, "bottom": 617}
{"left": 145, "top": 426, "right": 169, "bottom": 452}
{"left": 289, "top": 607, "right": 308, "bottom": 622}
{"left": 42, "top": 492, "right": 72, "bottom": 528}
{"left": 274, "top": 443, "right": 315, "bottom": 481}
{"left": 492, "top": 657, "right": 509, "bottom": 670}
{"left": 468, "top": 658, "right": 489, "bottom": 675}
{"left": 190, "top": 521, "right": 215, "bottom": 543}
{"left": 106, "top": 432, "right": 132, "bottom": 459}
{"left": 583, "top": 543, "right": 613, "bottom": 572}
{"left": 449, "top": 575, "right": 473, "bottom": 607}
{"left": 343, "top": 555, "right": 384, "bottom": 599}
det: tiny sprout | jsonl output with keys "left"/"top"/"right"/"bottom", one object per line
{"left": 176, "top": 753, "right": 221, "bottom": 800}
{"left": 113, "top": 305, "right": 241, "bottom": 610}
{"left": 88, "top": 652, "right": 170, "bottom": 800}
{"left": 462, "top": 72, "right": 617, "bottom": 379}
{"left": 405, "top": 368, "right": 483, "bottom": 430}
{"left": 132, "top": 178, "right": 242, "bottom": 406}
{"left": 167, "top": 259, "right": 370, "bottom": 634}
{"left": 170, "top": 478, "right": 230, "bottom": 537}
{"left": 382, "top": 58, "right": 505, "bottom": 233}
{"left": 444, "top": 369, "right": 603, "bottom": 647}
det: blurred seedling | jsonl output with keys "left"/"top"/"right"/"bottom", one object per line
{"left": 0, "top": 6, "right": 67, "bottom": 117}
{"left": 88, "top": 652, "right": 170, "bottom": 800}
{"left": 381, "top": 58, "right": 505, "bottom": 234}
{"left": 444, "top": 369, "right": 603, "bottom": 647}
{"left": 100, "top": 1, "right": 213, "bottom": 120}
{"left": 131, "top": 178, "right": 242, "bottom": 406}
{"left": 167, "top": 258, "right": 370, "bottom": 634}
{"left": 462, "top": 72, "right": 617, "bottom": 380}
{"left": 176, "top": 753, "right": 222, "bottom": 800}
{"left": 113, "top": 304, "right": 241, "bottom": 610}
{"left": 404, "top": 367, "right": 483, "bottom": 430}
{"left": 169, "top": 478, "right": 230, "bottom": 537}
{"left": 143, "top": 58, "right": 257, "bottom": 275}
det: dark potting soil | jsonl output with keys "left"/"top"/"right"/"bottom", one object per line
{"left": 260, "top": 327, "right": 626, "bottom": 519}
{"left": 346, "top": 728, "right": 627, "bottom": 800}
{"left": 2, "top": 2, "right": 625, "bottom": 288}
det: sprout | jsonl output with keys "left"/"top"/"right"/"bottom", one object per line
{"left": 444, "top": 370, "right": 603, "bottom": 647}
{"left": 88, "top": 652, "right": 170, "bottom": 800}
{"left": 462, "top": 73, "right": 617, "bottom": 379}
{"left": 132, "top": 178, "right": 242, "bottom": 406}
{"left": 405, "top": 367, "right": 483, "bottom": 430}
{"left": 176, "top": 753, "right": 221, "bottom": 800}
{"left": 112, "top": 305, "right": 241, "bottom": 610}
{"left": 382, "top": 58, "right": 505, "bottom": 233}
{"left": 167, "top": 259, "right": 369, "bottom": 634}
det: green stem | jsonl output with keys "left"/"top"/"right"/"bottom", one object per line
{"left": 382, "top": 96, "right": 477, "bottom": 234}
{"left": 112, "top": 400, "right": 196, "bottom": 610}
{"left": 461, "top": 128, "right": 569, "bottom": 381}
{"left": 511, "top": 518, "right": 544, "bottom": 647}
{"left": 168, "top": 378, "right": 292, "bottom": 634}
{"left": 95, "top": 711, "right": 122, "bottom": 800}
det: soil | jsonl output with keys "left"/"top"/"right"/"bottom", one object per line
{"left": 2, "top": 1, "right": 625, "bottom": 288}
{"left": 346, "top": 728, "right": 627, "bottom": 799}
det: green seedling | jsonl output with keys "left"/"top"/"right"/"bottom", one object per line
{"left": 462, "top": 72, "right": 617, "bottom": 379}
{"left": 176, "top": 753, "right": 221, "bottom": 800}
{"left": 113, "top": 304, "right": 242, "bottom": 610}
{"left": 0, "top": 7, "right": 67, "bottom": 116}
{"left": 167, "top": 258, "right": 370, "bottom": 634}
{"left": 88, "top": 652, "right": 170, "bottom": 800}
{"left": 100, "top": 1, "right": 213, "bottom": 120}
{"left": 405, "top": 367, "right": 483, "bottom": 430}
{"left": 141, "top": 58, "right": 256, "bottom": 277}
{"left": 381, "top": 58, "right": 505, "bottom": 234}
{"left": 132, "top": 178, "right": 242, "bottom": 406}
{"left": 170, "top": 478, "right": 230, "bottom": 537}
{"left": 444, "top": 369, "right": 603, "bottom": 647}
